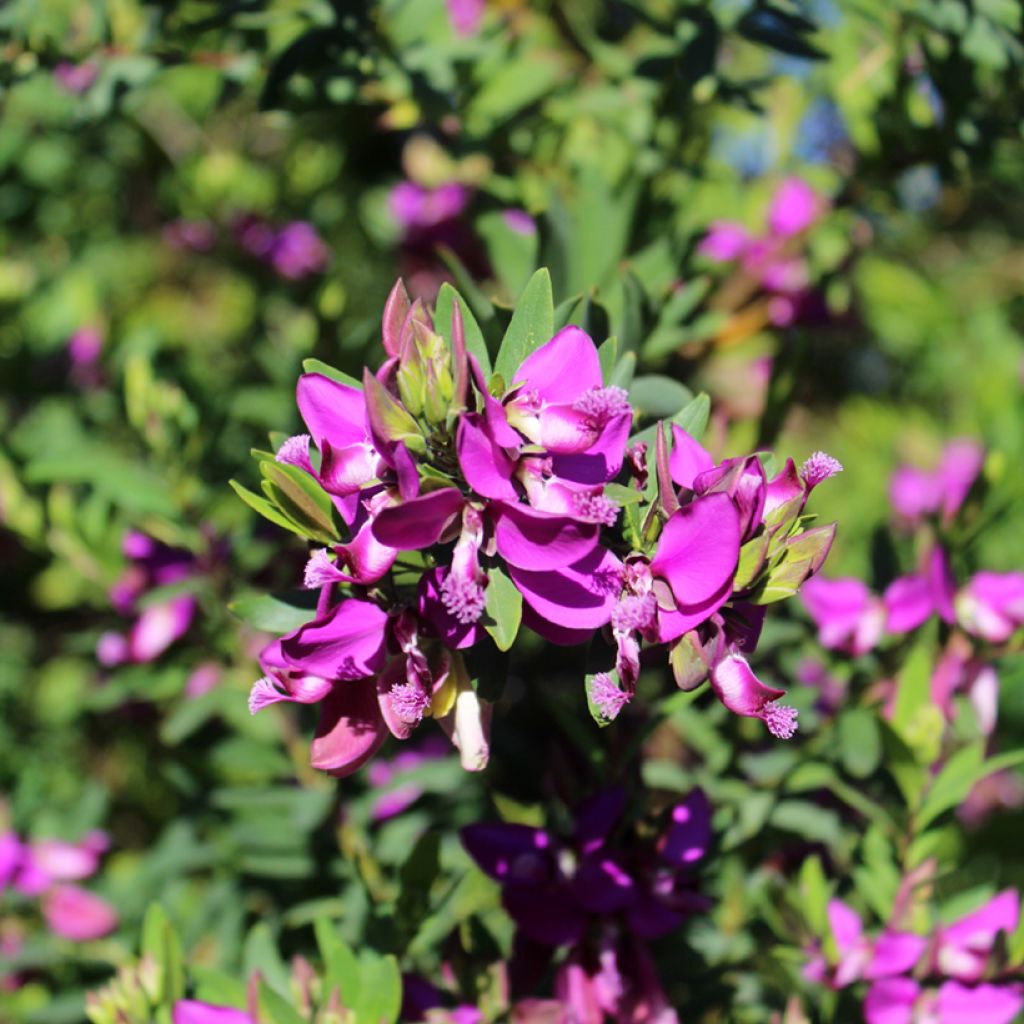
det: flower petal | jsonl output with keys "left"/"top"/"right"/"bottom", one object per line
{"left": 512, "top": 326, "right": 601, "bottom": 400}
{"left": 297, "top": 373, "right": 368, "bottom": 450}
{"left": 280, "top": 599, "right": 388, "bottom": 680}
{"left": 457, "top": 413, "right": 519, "bottom": 500}
{"left": 508, "top": 547, "right": 621, "bottom": 630}
{"left": 310, "top": 679, "right": 388, "bottom": 776}
{"left": 371, "top": 488, "right": 465, "bottom": 550}
{"left": 669, "top": 425, "right": 715, "bottom": 490}
{"left": 494, "top": 503, "right": 599, "bottom": 571}
{"left": 651, "top": 494, "right": 740, "bottom": 610}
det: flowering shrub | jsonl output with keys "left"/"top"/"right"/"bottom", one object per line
{"left": 2, "top": 1, "right": 1024, "bottom": 1022}
{"left": 236, "top": 273, "right": 839, "bottom": 778}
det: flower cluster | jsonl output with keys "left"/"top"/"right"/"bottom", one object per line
{"left": 801, "top": 441, "right": 1020, "bottom": 739}
{"left": 461, "top": 787, "right": 710, "bottom": 1022}
{"left": 97, "top": 531, "right": 198, "bottom": 667}
{"left": 162, "top": 215, "right": 329, "bottom": 280}
{"left": 805, "top": 890, "right": 1023, "bottom": 1023}
{"left": 242, "top": 277, "right": 838, "bottom": 776}
{"left": 0, "top": 826, "right": 118, "bottom": 957}
{"left": 699, "top": 177, "right": 827, "bottom": 329}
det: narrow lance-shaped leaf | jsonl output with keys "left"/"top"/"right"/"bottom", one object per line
{"left": 494, "top": 268, "right": 554, "bottom": 383}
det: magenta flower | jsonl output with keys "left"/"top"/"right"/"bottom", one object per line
{"left": 446, "top": 0, "right": 486, "bottom": 35}
{"left": 709, "top": 653, "right": 798, "bottom": 738}
{"left": 767, "top": 177, "right": 823, "bottom": 238}
{"left": 163, "top": 219, "right": 217, "bottom": 252}
{"left": 269, "top": 221, "right": 329, "bottom": 279}
{"left": 804, "top": 900, "right": 926, "bottom": 989}
{"left": 54, "top": 60, "right": 99, "bottom": 95}
{"left": 865, "top": 978, "right": 1023, "bottom": 1024}
{"left": 42, "top": 885, "right": 118, "bottom": 941}
{"left": 890, "top": 440, "right": 983, "bottom": 526}
{"left": 935, "top": 890, "right": 1020, "bottom": 982}
{"left": 955, "top": 571, "right": 1024, "bottom": 644}
{"left": 801, "top": 577, "right": 886, "bottom": 655}
{"left": 462, "top": 788, "right": 710, "bottom": 947}
{"left": 884, "top": 547, "right": 956, "bottom": 634}
{"left": 173, "top": 1001, "right": 255, "bottom": 1024}
{"left": 930, "top": 639, "right": 999, "bottom": 735}
{"left": 97, "top": 531, "right": 198, "bottom": 666}
{"left": 390, "top": 181, "right": 471, "bottom": 231}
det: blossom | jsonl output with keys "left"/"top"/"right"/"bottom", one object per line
{"left": 97, "top": 531, "right": 198, "bottom": 666}
{"left": 54, "top": 61, "right": 98, "bottom": 95}
{"left": 800, "top": 577, "right": 886, "bottom": 655}
{"left": 43, "top": 885, "right": 118, "bottom": 941}
{"left": 173, "top": 1001, "right": 255, "bottom": 1024}
{"left": 890, "top": 440, "right": 983, "bottom": 526}
{"left": 955, "top": 571, "right": 1024, "bottom": 644}
{"left": 269, "top": 221, "right": 328, "bottom": 279}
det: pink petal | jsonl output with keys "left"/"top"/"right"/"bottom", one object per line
{"left": 551, "top": 411, "right": 632, "bottom": 485}
{"left": 709, "top": 653, "right": 784, "bottom": 717}
{"left": 310, "top": 679, "right": 388, "bottom": 776}
{"left": 280, "top": 598, "right": 388, "bottom": 680}
{"left": 827, "top": 899, "right": 864, "bottom": 953}
{"left": 371, "top": 488, "right": 465, "bottom": 550}
{"left": 457, "top": 414, "right": 519, "bottom": 500}
{"left": 767, "top": 178, "right": 821, "bottom": 238}
{"left": 651, "top": 494, "right": 740, "bottom": 610}
{"left": 936, "top": 982, "right": 1023, "bottom": 1024}
{"left": 867, "top": 931, "right": 927, "bottom": 979}
{"left": 43, "top": 885, "right": 118, "bottom": 941}
{"left": 508, "top": 547, "right": 621, "bottom": 629}
{"left": 129, "top": 596, "right": 195, "bottom": 662}
{"left": 494, "top": 503, "right": 599, "bottom": 571}
{"left": 173, "top": 1002, "right": 254, "bottom": 1024}
{"left": 296, "top": 374, "right": 368, "bottom": 450}
{"left": 884, "top": 574, "right": 935, "bottom": 634}
{"left": 863, "top": 979, "right": 919, "bottom": 1024}
{"left": 319, "top": 441, "right": 378, "bottom": 496}
{"left": 512, "top": 326, "right": 602, "bottom": 400}
{"left": 669, "top": 425, "right": 715, "bottom": 490}
{"left": 698, "top": 221, "right": 751, "bottom": 262}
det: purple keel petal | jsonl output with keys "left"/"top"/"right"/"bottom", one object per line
{"left": 863, "top": 978, "right": 919, "bottom": 1024}
{"left": 457, "top": 414, "right": 519, "bottom": 500}
{"left": 310, "top": 679, "right": 388, "bottom": 776}
{"left": 281, "top": 599, "right": 388, "bottom": 680}
{"left": 371, "top": 488, "right": 465, "bottom": 550}
{"left": 651, "top": 494, "right": 740, "bottom": 610}
{"left": 658, "top": 789, "right": 711, "bottom": 868}
{"left": 494, "top": 503, "right": 599, "bottom": 571}
{"left": 936, "top": 982, "right": 1023, "bottom": 1024}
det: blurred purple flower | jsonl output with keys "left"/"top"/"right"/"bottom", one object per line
{"left": 270, "top": 221, "right": 329, "bottom": 279}
{"left": 890, "top": 440, "right": 983, "bottom": 527}
{"left": 173, "top": 1001, "right": 255, "bottom": 1024}
{"left": 446, "top": 0, "right": 486, "bottom": 35}
{"left": 955, "top": 571, "right": 1024, "bottom": 644}
{"left": 163, "top": 219, "right": 217, "bottom": 252}
{"left": 43, "top": 885, "right": 118, "bottom": 941}
{"left": 54, "top": 61, "right": 98, "bottom": 95}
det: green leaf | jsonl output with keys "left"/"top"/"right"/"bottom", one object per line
{"left": 259, "top": 460, "right": 339, "bottom": 544}
{"left": 628, "top": 375, "right": 694, "bottom": 419}
{"left": 597, "top": 336, "right": 618, "bottom": 386}
{"left": 397, "top": 831, "right": 441, "bottom": 937}
{"left": 301, "top": 359, "right": 362, "bottom": 388}
{"left": 890, "top": 631, "right": 941, "bottom": 761}
{"left": 435, "top": 282, "right": 492, "bottom": 378}
{"left": 315, "top": 917, "right": 361, "bottom": 1006}
{"left": 228, "top": 591, "right": 319, "bottom": 633}
{"left": 140, "top": 904, "right": 185, "bottom": 1003}
{"left": 798, "top": 855, "right": 831, "bottom": 937}
{"left": 256, "top": 980, "right": 305, "bottom": 1024}
{"left": 494, "top": 268, "right": 554, "bottom": 384}
{"left": 476, "top": 210, "right": 538, "bottom": 300}
{"left": 352, "top": 953, "right": 402, "bottom": 1024}
{"left": 244, "top": 924, "right": 291, "bottom": 998}
{"left": 673, "top": 393, "right": 711, "bottom": 440}
{"left": 483, "top": 567, "right": 522, "bottom": 652}
{"left": 916, "top": 745, "right": 1024, "bottom": 830}
{"left": 838, "top": 708, "right": 883, "bottom": 780}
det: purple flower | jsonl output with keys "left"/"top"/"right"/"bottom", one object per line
{"left": 446, "top": 0, "right": 486, "bottom": 35}
{"left": 269, "top": 221, "right": 329, "bottom": 279}
{"left": 767, "top": 178, "right": 822, "bottom": 238}
{"left": 955, "top": 571, "right": 1024, "bottom": 644}
{"left": 390, "top": 181, "right": 471, "bottom": 231}
{"left": 698, "top": 222, "right": 751, "bottom": 262}
{"left": 173, "top": 1001, "right": 255, "bottom": 1024}
{"left": 890, "top": 440, "right": 983, "bottom": 526}
{"left": 709, "top": 653, "right": 798, "bottom": 738}
{"left": 97, "top": 532, "right": 198, "bottom": 666}
{"left": 801, "top": 577, "right": 886, "bottom": 655}
{"left": 163, "top": 219, "right": 217, "bottom": 252}
{"left": 54, "top": 60, "right": 99, "bottom": 95}
{"left": 935, "top": 890, "right": 1020, "bottom": 982}
{"left": 42, "top": 885, "right": 118, "bottom": 941}
{"left": 462, "top": 788, "right": 710, "bottom": 948}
